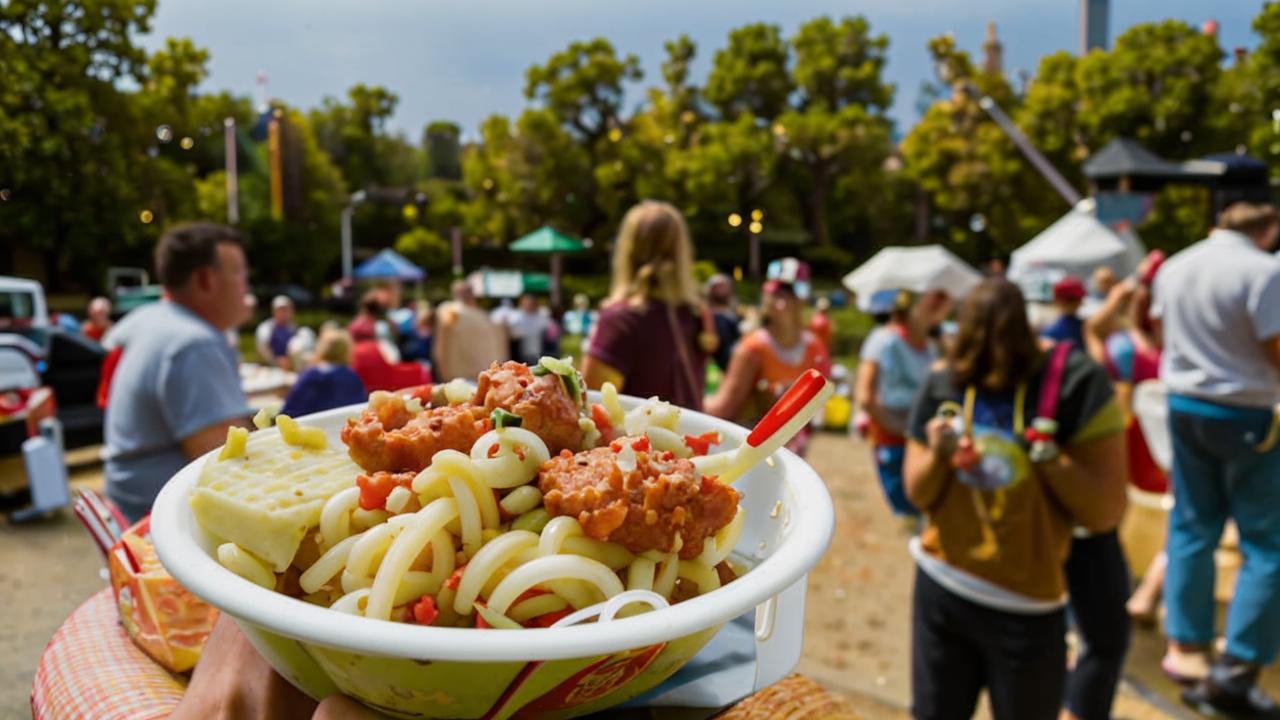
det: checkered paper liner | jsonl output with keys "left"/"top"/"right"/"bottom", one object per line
{"left": 31, "top": 589, "right": 186, "bottom": 720}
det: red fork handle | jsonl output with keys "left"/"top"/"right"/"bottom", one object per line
{"left": 746, "top": 369, "right": 828, "bottom": 448}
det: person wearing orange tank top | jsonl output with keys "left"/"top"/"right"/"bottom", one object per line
{"left": 706, "top": 259, "right": 829, "bottom": 456}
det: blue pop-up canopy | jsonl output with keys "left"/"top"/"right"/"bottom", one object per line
{"left": 354, "top": 248, "right": 425, "bottom": 282}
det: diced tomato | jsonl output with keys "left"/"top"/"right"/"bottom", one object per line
{"left": 444, "top": 566, "right": 466, "bottom": 591}
{"left": 590, "top": 404, "right": 614, "bottom": 436}
{"left": 609, "top": 439, "right": 624, "bottom": 453}
{"left": 526, "top": 608, "right": 574, "bottom": 628}
{"left": 412, "top": 595, "right": 439, "bottom": 625}
{"left": 356, "top": 473, "right": 394, "bottom": 511}
{"left": 514, "top": 445, "right": 526, "bottom": 462}
{"left": 356, "top": 472, "right": 414, "bottom": 511}
{"left": 405, "top": 384, "right": 434, "bottom": 405}
{"left": 630, "top": 436, "right": 650, "bottom": 452}
{"left": 682, "top": 431, "right": 721, "bottom": 456}
{"left": 487, "top": 442, "right": 501, "bottom": 458}
{"left": 661, "top": 450, "right": 675, "bottom": 461}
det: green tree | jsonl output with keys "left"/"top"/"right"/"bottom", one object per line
{"left": 394, "top": 226, "right": 452, "bottom": 272}
{"left": 1074, "top": 21, "right": 1224, "bottom": 158}
{"left": 779, "top": 16, "right": 895, "bottom": 250}
{"left": 422, "top": 120, "right": 462, "bottom": 180}
{"left": 0, "top": 0, "right": 161, "bottom": 284}
{"left": 705, "top": 23, "right": 793, "bottom": 121}
{"left": 310, "top": 84, "right": 418, "bottom": 192}
{"left": 901, "top": 35, "right": 1037, "bottom": 260}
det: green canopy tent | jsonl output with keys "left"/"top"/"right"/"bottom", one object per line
{"left": 508, "top": 226, "right": 585, "bottom": 308}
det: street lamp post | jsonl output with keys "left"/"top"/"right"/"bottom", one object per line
{"left": 341, "top": 190, "right": 367, "bottom": 280}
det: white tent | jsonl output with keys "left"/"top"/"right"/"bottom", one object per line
{"left": 1008, "top": 199, "right": 1146, "bottom": 300}
{"left": 842, "top": 245, "right": 983, "bottom": 312}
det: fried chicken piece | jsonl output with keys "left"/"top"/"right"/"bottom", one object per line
{"left": 474, "top": 361, "right": 584, "bottom": 455}
{"left": 538, "top": 438, "right": 740, "bottom": 559}
{"left": 340, "top": 391, "right": 490, "bottom": 473}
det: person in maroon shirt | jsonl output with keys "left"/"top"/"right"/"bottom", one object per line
{"left": 582, "top": 201, "right": 712, "bottom": 410}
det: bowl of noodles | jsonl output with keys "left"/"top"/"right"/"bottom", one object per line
{"left": 150, "top": 359, "right": 835, "bottom": 719}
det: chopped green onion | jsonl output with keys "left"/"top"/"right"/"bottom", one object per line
{"left": 512, "top": 508, "right": 552, "bottom": 533}
{"left": 490, "top": 409, "right": 523, "bottom": 429}
{"left": 562, "top": 371, "right": 584, "bottom": 405}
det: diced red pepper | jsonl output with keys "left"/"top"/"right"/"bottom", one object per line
{"left": 356, "top": 471, "right": 415, "bottom": 511}
{"left": 444, "top": 566, "right": 466, "bottom": 591}
{"left": 630, "top": 436, "right": 650, "bottom": 452}
{"left": 514, "top": 445, "right": 526, "bottom": 462}
{"left": 590, "top": 404, "right": 614, "bottom": 435}
{"left": 609, "top": 439, "right": 624, "bottom": 453}
{"left": 682, "top": 431, "right": 721, "bottom": 456}
{"left": 526, "top": 608, "right": 574, "bottom": 628}
{"left": 412, "top": 595, "right": 439, "bottom": 625}
{"left": 661, "top": 450, "right": 675, "bottom": 461}
{"left": 356, "top": 473, "right": 393, "bottom": 511}
{"left": 487, "top": 442, "right": 501, "bottom": 458}
{"left": 474, "top": 601, "right": 491, "bottom": 629}
{"left": 405, "top": 384, "right": 434, "bottom": 406}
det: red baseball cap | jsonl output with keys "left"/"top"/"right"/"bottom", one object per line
{"left": 1052, "top": 276, "right": 1086, "bottom": 302}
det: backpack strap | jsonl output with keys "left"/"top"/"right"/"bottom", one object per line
{"left": 1035, "top": 341, "right": 1073, "bottom": 423}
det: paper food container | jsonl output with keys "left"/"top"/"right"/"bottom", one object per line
{"left": 150, "top": 394, "right": 835, "bottom": 719}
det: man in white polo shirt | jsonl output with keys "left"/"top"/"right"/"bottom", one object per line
{"left": 1154, "top": 202, "right": 1280, "bottom": 718}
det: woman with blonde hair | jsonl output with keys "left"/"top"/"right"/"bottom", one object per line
{"left": 582, "top": 200, "right": 712, "bottom": 410}
{"left": 281, "top": 327, "right": 367, "bottom": 417}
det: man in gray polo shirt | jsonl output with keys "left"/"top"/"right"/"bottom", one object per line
{"left": 104, "top": 222, "right": 251, "bottom": 522}
{"left": 1154, "top": 202, "right": 1280, "bottom": 718}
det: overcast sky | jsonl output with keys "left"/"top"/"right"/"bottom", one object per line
{"left": 138, "top": 0, "right": 1266, "bottom": 140}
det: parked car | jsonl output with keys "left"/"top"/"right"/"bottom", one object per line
{"left": 0, "top": 335, "right": 57, "bottom": 509}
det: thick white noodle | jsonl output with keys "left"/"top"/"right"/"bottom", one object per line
{"left": 543, "top": 579, "right": 602, "bottom": 609}
{"left": 645, "top": 426, "right": 689, "bottom": 457}
{"left": 413, "top": 450, "right": 500, "bottom": 529}
{"left": 653, "top": 553, "right": 679, "bottom": 598}
{"left": 384, "top": 486, "right": 413, "bottom": 514}
{"left": 319, "top": 487, "right": 360, "bottom": 550}
{"left": 561, "top": 536, "right": 635, "bottom": 570}
{"left": 345, "top": 517, "right": 410, "bottom": 579}
{"left": 539, "top": 516, "right": 584, "bottom": 556}
{"left": 300, "top": 532, "right": 362, "bottom": 594}
{"left": 365, "top": 497, "right": 460, "bottom": 621}
{"left": 341, "top": 569, "right": 373, "bottom": 593}
{"left": 429, "top": 529, "right": 455, "bottom": 580}
{"left": 499, "top": 486, "right": 543, "bottom": 516}
{"left": 626, "top": 557, "right": 656, "bottom": 591}
{"left": 217, "top": 543, "right": 275, "bottom": 589}
{"left": 351, "top": 507, "right": 391, "bottom": 530}
{"left": 468, "top": 428, "right": 550, "bottom": 489}
{"left": 487, "top": 555, "right": 625, "bottom": 615}
{"left": 394, "top": 571, "right": 443, "bottom": 605}
{"left": 698, "top": 506, "right": 745, "bottom": 567}
{"left": 624, "top": 397, "right": 680, "bottom": 436}
{"left": 508, "top": 593, "right": 570, "bottom": 622}
{"left": 331, "top": 588, "right": 371, "bottom": 615}
{"left": 448, "top": 475, "right": 483, "bottom": 556}
{"left": 453, "top": 530, "right": 538, "bottom": 614}
{"left": 677, "top": 560, "right": 722, "bottom": 594}
{"left": 601, "top": 382, "right": 626, "bottom": 427}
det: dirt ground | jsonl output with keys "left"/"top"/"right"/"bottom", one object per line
{"left": 1, "top": 434, "right": 1273, "bottom": 718}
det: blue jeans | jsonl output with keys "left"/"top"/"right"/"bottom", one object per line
{"left": 873, "top": 444, "right": 919, "bottom": 517}
{"left": 1166, "top": 395, "right": 1280, "bottom": 664}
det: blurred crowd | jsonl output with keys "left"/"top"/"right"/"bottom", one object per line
{"left": 82, "top": 198, "right": 1280, "bottom": 720}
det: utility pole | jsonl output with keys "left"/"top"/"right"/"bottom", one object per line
{"left": 223, "top": 117, "right": 239, "bottom": 225}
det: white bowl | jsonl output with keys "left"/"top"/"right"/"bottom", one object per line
{"left": 150, "top": 396, "right": 835, "bottom": 718}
